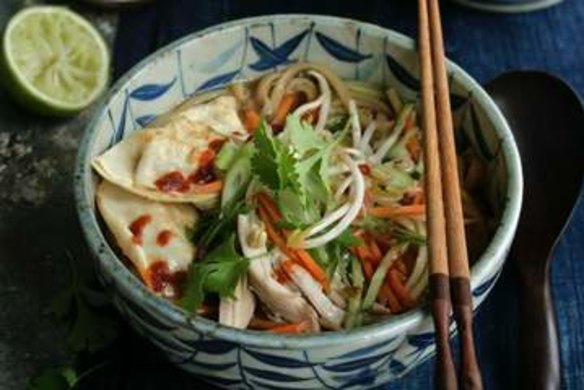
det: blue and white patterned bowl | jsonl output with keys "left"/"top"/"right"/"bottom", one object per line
{"left": 75, "top": 15, "right": 522, "bottom": 389}
{"left": 451, "top": 0, "right": 563, "bottom": 13}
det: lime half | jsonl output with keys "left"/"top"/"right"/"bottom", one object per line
{"left": 1, "top": 6, "right": 110, "bottom": 116}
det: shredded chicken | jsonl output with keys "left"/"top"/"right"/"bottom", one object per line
{"left": 280, "top": 258, "right": 345, "bottom": 330}
{"left": 238, "top": 213, "right": 320, "bottom": 331}
{"left": 219, "top": 274, "right": 255, "bottom": 329}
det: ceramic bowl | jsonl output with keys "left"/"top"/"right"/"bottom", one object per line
{"left": 75, "top": 15, "right": 522, "bottom": 389}
{"left": 451, "top": 0, "right": 563, "bottom": 13}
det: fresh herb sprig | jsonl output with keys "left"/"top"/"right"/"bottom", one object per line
{"left": 180, "top": 234, "right": 249, "bottom": 312}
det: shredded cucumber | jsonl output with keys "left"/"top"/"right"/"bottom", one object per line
{"left": 221, "top": 144, "right": 254, "bottom": 207}
{"left": 215, "top": 141, "right": 240, "bottom": 171}
{"left": 344, "top": 255, "right": 365, "bottom": 329}
{"left": 362, "top": 247, "right": 402, "bottom": 310}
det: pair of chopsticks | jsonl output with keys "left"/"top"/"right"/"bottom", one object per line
{"left": 417, "top": 0, "right": 483, "bottom": 389}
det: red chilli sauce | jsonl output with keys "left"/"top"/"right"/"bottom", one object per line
{"left": 189, "top": 138, "right": 225, "bottom": 185}
{"left": 156, "top": 138, "right": 226, "bottom": 190}
{"left": 129, "top": 214, "right": 152, "bottom": 245}
{"left": 156, "top": 230, "right": 173, "bottom": 247}
{"left": 155, "top": 171, "right": 190, "bottom": 192}
{"left": 147, "top": 260, "right": 187, "bottom": 298}
{"left": 359, "top": 163, "right": 372, "bottom": 176}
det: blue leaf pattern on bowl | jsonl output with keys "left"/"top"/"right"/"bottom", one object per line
{"left": 244, "top": 366, "right": 311, "bottom": 382}
{"left": 473, "top": 271, "right": 500, "bottom": 298}
{"left": 406, "top": 332, "right": 435, "bottom": 350}
{"left": 323, "top": 352, "right": 389, "bottom": 372}
{"left": 249, "top": 379, "right": 301, "bottom": 390}
{"left": 111, "top": 96, "right": 129, "bottom": 145}
{"left": 244, "top": 348, "right": 314, "bottom": 368}
{"left": 130, "top": 78, "right": 177, "bottom": 101}
{"left": 249, "top": 29, "right": 309, "bottom": 71}
{"left": 196, "top": 374, "right": 242, "bottom": 387}
{"left": 196, "top": 70, "right": 240, "bottom": 93}
{"left": 189, "top": 360, "right": 238, "bottom": 371}
{"left": 337, "top": 368, "right": 377, "bottom": 389}
{"left": 315, "top": 31, "right": 372, "bottom": 63}
{"left": 388, "top": 359, "right": 408, "bottom": 375}
{"left": 135, "top": 114, "right": 157, "bottom": 128}
{"left": 337, "top": 339, "right": 394, "bottom": 360}
{"left": 188, "top": 338, "right": 238, "bottom": 355}
{"left": 385, "top": 54, "right": 420, "bottom": 91}
{"left": 193, "top": 41, "right": 243, "bottom": 74}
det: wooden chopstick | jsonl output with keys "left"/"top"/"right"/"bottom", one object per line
{"left": 418, "top": 0, "right": 483, "bottom": 389}
{"left": 426, "top": 0, "right": 483, "bottom": 389}
{"left": 417, "top": 0, "right": 457, "bottom": 388}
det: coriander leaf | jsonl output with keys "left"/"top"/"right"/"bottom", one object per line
{"left": 296, "top": 129, "right": 345, "bottom": 205}
{"left": 28, "top": 366, "right": 76, "bottom": 390}
{"left": 283, "top": 114, "right": 326, "bottom": 156}
{"left": 179, "top": 265, "right": 208, "bottom": 312}
{"left": 180, "top": 234, "right": 249, "bottom": 312}
{"left": 196, "top": 199, "right": 248, "bottom": 251}
{"left": 277, "top": 188, "right": 319, "bottom": 228}
{"left": 252, "top": 121, "right": 301, "bottom": 193}
{"left": 302, "top": 161, "right": 330, "bottom": 205}
{"left": 252, "top": 122, "right": 281, "bottom": 190}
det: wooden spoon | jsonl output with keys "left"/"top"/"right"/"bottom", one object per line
{"left": 486, "top": 71, "right": 584, "bottom": 390}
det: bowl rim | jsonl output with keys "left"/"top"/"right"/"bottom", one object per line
{"left": 75, "top": 14, "right": 523, "bottom": 350}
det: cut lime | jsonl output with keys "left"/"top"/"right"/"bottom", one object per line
{"left": 1, "top": 6, "right": 110, "bottom": 116}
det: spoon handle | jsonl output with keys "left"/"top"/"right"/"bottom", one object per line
{"left": 518, "top": 264, "right": 560, "bottom": 390}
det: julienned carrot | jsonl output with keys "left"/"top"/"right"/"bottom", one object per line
{"left": 272, "top": 93, "right": 300, "bottom": 127}
{"left": 404, "top": 110, "right": 416, "bottom": 132}
{"left": 369, "top": 204, "right": 426, "bottom": 219}
{"left": 394, "top": 258, "right": 408, "bottom": 276}
{"left": 248, "top": 317, "right": 281, "bottom": 330}
{"left": 388, "top": 269, "right": 417, "bottom": 309}
{"left": 243, "top": 108, "right": 262, "bottom": 134}
{"left": 256, "top": 192, "right": 283, "bottom": 222}
{"left": 192, "top": 180, "right": 223, "bottom": 193}
{"left": 257, "top": 206, "right": 289, "bottom": 253}
{"left": 295, "top": 249, "right": 330, "bottom": 289}
{"left": 378, "top": 284, "right": 402, "bottom": 313}
{"left": 367, "top": 237, "right": 383, "bottom": 265}
{"left": 268, "top": 321, "right": 310, "bottom": 334}
{"left": 257, "top": 195, "right": 330, "bottom": 289}
{"left": 411, "top": 190, "right": 425, "bottom": 205}
{"left": 406, "top": 134, "right": 421, "bottom": 161}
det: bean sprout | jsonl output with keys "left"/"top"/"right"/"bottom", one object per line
{"left": 303, "top": 154, "right": 365, "bottom": 249}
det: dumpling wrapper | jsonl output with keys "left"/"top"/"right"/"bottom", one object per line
{"left": 92, "top": 96, "right": 246, "bottom": 208}
{"left": 96, "top": 181, "right": 198, "bottom": 298}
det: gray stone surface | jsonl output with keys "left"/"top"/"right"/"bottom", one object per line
{"left": 0, "top": 2, "right": 117, "bottom": 388}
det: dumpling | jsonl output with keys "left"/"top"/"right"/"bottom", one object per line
{"left": 96, "top": 181, "right": 198, "bottom": 298}
{"left": 92, "top": 96, "right": 246, "bottom": 208}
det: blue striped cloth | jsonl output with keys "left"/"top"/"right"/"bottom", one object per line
{"left": 113, "top": 1, "right": 584, "bottom": 388}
